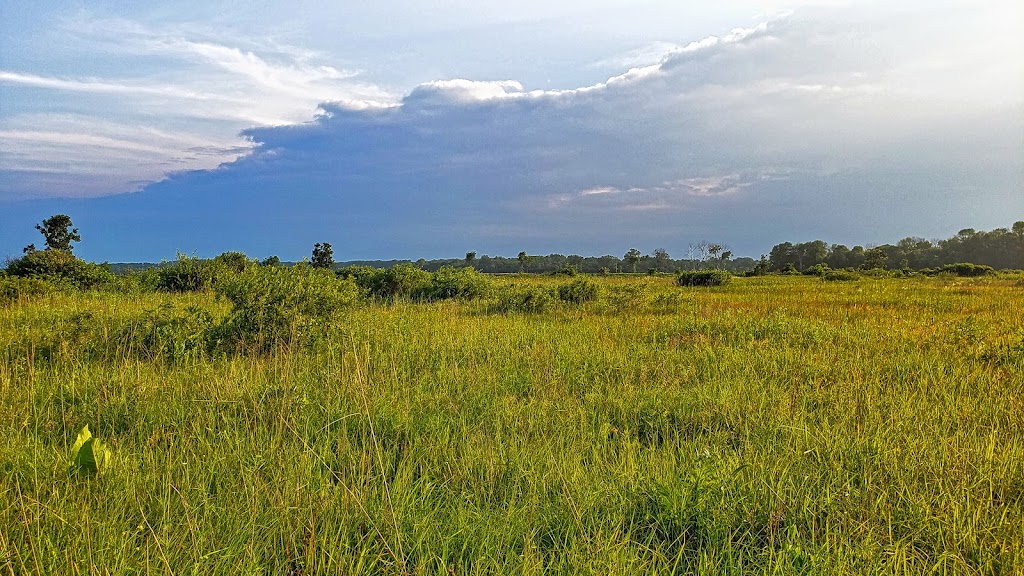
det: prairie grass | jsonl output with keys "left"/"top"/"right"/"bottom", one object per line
{"left": 1, "top": 275, "right": 1021, "bottom": 574}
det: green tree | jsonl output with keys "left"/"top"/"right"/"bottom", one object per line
{"left": 862, "top": 247, "right": 888, "bottom": 270}
{"left": 518, "top": 251, "right": 528, "bottom": 273}
{"left": 311, "top": 243, "right": 334, "bottom": 269}
{"left": 464, "top": 251, "right": 477, "bottom": 268}
{"left": 652, "top": 248, "right": 671, "bottom": 272}
{"left": 624, "top": 248, "right": 641, "bottom": 273}
{"left": 34, "top": 214, "right": 80, "bottom": 253}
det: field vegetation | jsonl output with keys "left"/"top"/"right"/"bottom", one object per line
{"left": 1, "top": 259, "right": 1022, "bottom": 574}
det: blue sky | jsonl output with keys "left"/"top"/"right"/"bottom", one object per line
{"left": 1, "top": 0, "right": 1022, "bottom": 261}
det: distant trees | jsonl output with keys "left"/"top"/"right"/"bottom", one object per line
{"left": 311, "top": 243, "right": 334, "bottom": 269}
{"left": 464, "top": 252, "right": 477, "bottom": 267}
{"left": 767, "top": 220, "right": 1024, "bottom": 272}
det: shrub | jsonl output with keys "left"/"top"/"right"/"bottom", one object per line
{"left": 676, "top": 270, "right": 732, "bottom": 287}
{"left": 213, "top": 251, "right": 250, "bottom": 273}
{"left": 156, "top": 255, "right": 222, "bottom": 292}
{"left": 128, "top": 302, "right": 217, "bottom": 362}
{"left": 213, "top": 265, "right": 359, "bottom": 352}
{"left": 822, "top": 269, "right": 860, "bottom": 282}
{"left": 557, "top": 278, "right": 599, "bottom": 304}
{"left": 493, "top": 285, "right": 554, "bottom": 313}
{"left": 556, "top": 265, "right": 578, "bottom": 277}
{"left": 369, "top": 264, "right": 433, "bottom": 300}
{"left": 803, "top": 263, "right": 831, "bottom": 277}
{"left": 0, "top": 276, "right": 58, "bottom": 305}
{"left": 931, "top": 263, "right": 996, "bottom": 277}
{"left": 4, "top": 249, "right": 114, "bottom": 288}
{"left": 423, "top": 267, "right": 493, "bottom": 301}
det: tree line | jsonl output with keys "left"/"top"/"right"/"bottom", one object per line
{"left": 5, "top": 215, "right": 1024, "bottom": 282}
{"left": 766, "top": 222, "right": 1024, "bottom": 273}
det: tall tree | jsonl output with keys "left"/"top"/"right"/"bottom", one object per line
{"left": 311, "top": 243, "right": 334, "bottom": 269}
{"left": 464, "top": 251, "right": 477, "bottom": 267}
{"left": 517, "top": 251, "right": 528, "bottom": 273}
{"left": 34, "top": 214, "right": 80, "bottom": 253}
{"left": 624, "top": 248, "right": 641, "bottom": 273}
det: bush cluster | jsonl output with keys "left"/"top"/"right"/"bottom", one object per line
{"left": 557, "top": 278, "right": 599, "bottom": 304}
{"left": 156, "top": 255, "right": 223, "bottom": 292}
{"left": 822, "top": 269, "right": 860, "bottom": 282}
{"left": 340, "top": 264, "right": 492, "bottom": 301}
{"left": 676, "top": 270, "right": 732, "bottom": 287}
{"left": 5, "top": 249, "right": 114, "bottom": 288}
{"left": 214, "top": 265, "right": 359, "bottom": 352}
{"left": 493, "top": 285, "right": 554, "bottom": 313}
{"left": 929, "top": 263, "right": 996, "bottom": 277}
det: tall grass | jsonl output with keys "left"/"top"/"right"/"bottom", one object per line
{"left": 1, "top": 275, "right": 1021, "bottom": 574}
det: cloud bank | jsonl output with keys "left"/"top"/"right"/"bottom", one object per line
{"left": 1, "top": 4, "right": 1021, "bottom": 260}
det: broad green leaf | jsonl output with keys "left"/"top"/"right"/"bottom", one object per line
{"left": 69, "top": 425, "right": 110, "bottom": 476}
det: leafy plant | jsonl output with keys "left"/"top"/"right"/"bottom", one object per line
{"left": 69, "top": 425, "right": 110, "bottom": 476}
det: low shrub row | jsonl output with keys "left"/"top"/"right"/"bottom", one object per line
{"left": 676, "top": 270, "right": 732, "bottom": 287}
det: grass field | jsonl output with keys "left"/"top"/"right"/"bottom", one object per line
{"left": 1, "top": 274, "right": 1022, "bottom": 574}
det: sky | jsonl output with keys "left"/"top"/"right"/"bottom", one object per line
{"left": 1, "top": 0, "right": 1022, "bottom": 262}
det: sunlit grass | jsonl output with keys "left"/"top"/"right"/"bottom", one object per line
{"left": 1, "top": 275, "right": 1021, "bottom": 574}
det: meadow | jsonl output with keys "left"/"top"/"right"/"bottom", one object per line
{"left": 1, "top": 273, "right": 1022, "bottom": 575}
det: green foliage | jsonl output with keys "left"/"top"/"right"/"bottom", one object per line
{"left": 0, "top": 276, "right": 57, "bottom": 304}
{"left": 931, "top": 263, "right": 996, "bottom": 277}
{"left": 311, "top": 242, "right": 334, "bottom": 269}
{"left": 69, "top": 425, "right": 110, "bottom": 476}
{"left": 355, "top": 263, "right": 432, "bottom": 300}
{"left": 34, "top": 213, "right": 81, "bottom": 253}
{"left": 822, "top": 269, "right": 860, "bottom": 282}
{"left": 555, "top": 264, "right": 579, "bottom": 276}
{"left": 676, "top": 270, "right": 732, "bottom": 287}
{"left": 803, "top": 263, "right": 831, "bottom": 277}
{"left": 557, "top": 278, "right": 599, "bottom": 304}
{"left": 156, "top": 254, "right": 221, "bottom": 292}
{"left": 422, "top": 266, "right": 493, "bottom": 301}
{"left": 131, "top": 302, "right": 217, "bottom": 362}
{"left": 5, "top": 249, "right": 114, "bottom": 288}
{"left": 493, "top": 285, "right": 554, "bottom": 313}
{"left": 214, "top": 251, "right": 250, "bottom": 272}
{"left": 214, "top": 265, "right": 359, "bottom": 352}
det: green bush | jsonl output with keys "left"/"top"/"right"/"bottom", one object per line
{"left": 493, "top": 285, "right": 554, "bottom": 313}
{"left": 803, "top": 263, "right": 831, "bottom": 277}
{"left": 213, "top": 251, "right": 251, "bottom": 273}
{"left": 354, "top": 263, "right": 432, "bottom": 300}
{"left": 156, "top": 255, "right": 222, "bottom": 292}
{"left": 556, "top": 265, "right": 578, "bottom": 277}
{"left": 931, "top": 263, "right": 996, "bottom": 277}
{"left": 127, "top": 302, "right": 217, "bottom": 362}
{"left": 0, "top": 276, "right": 58, "bottom": 305}
{"left": 213, "top": 265, "right": 360, "bottom": 352}
{"left": 4, "top": 249, "right": 114, "bottom": 288}
{"left": 822, "top": 269, "right": 860, "bottom": 282}
{"left": 676, "top": 270, "right": 732, "bottom": 287}
{"left": 423, "top": 267, "right": 493, "bottom": 301}
{"left": 557, "top": 278, "right": 599, "bottom": 304}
